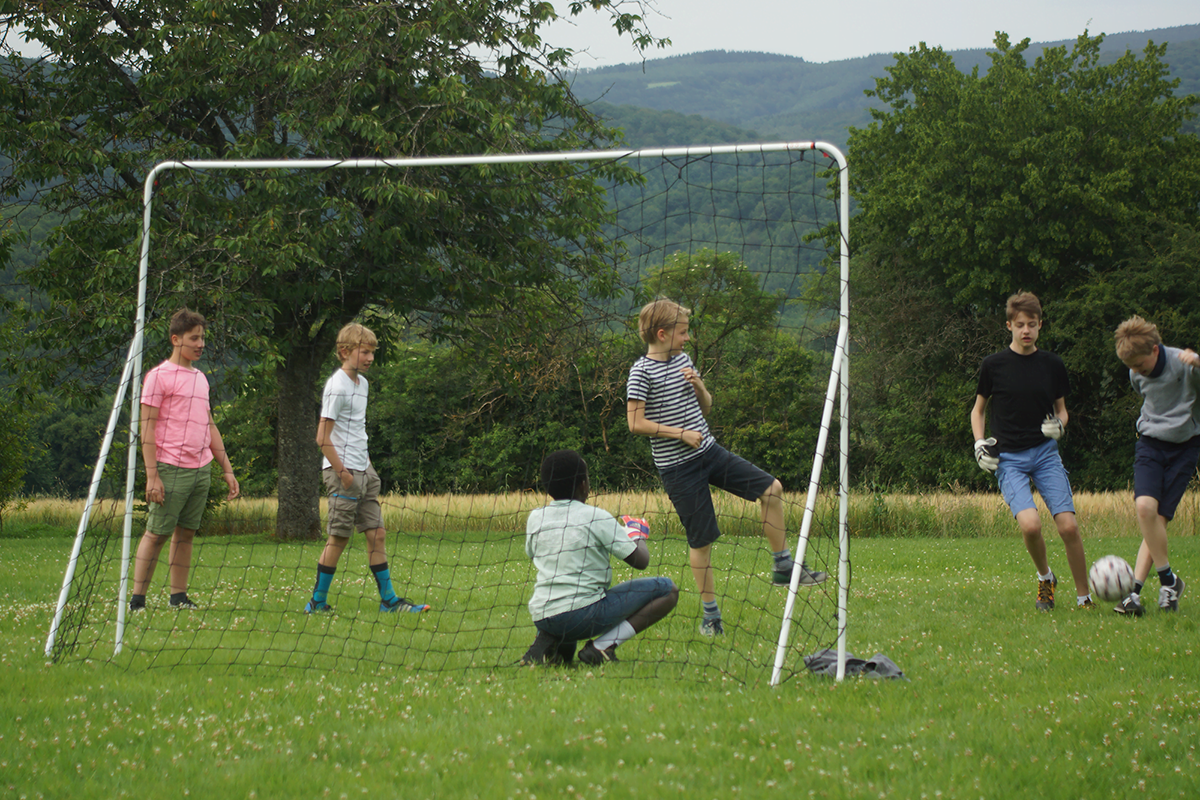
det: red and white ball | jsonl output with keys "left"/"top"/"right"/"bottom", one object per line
{"left": 1088, "top": 554, "right": 1135, "bottom": 602}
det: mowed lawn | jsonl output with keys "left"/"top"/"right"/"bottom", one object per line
{"left": 2, "top": 519, "right": 1198, "bottom": 799}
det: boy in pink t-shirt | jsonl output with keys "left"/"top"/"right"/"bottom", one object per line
{"left": 129, "top": 308, "right": 239, "bottom": 612}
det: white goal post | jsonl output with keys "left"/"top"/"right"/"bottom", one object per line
{"left": 43, "top": 142, "right": 851, "bottom": 684}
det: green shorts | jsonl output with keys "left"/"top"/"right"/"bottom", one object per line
{"left": 323, "top": 465, "right": 383, "bottom": 538}
{"left": 146, "top": 462, "right": 211, "bottom": 536}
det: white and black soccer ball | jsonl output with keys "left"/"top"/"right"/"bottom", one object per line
{"left": 1088, "top": 555, "right": 1135, "bottom": 602}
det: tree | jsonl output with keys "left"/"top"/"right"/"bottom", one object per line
{"left": 0, "top": 0, "right": 666, "bottom": 537}
{"left": 845, "top": 32, "right": 1200, "bottom": 488}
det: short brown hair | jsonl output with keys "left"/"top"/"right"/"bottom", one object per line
{"left": 638, "top": 298, "right": 690, "bottom": 345}
{"left": 336, "top": 322, "right": 378, "bottom": 358}
{"left": 1005, "top": 292, "right": 1042, "bottom": 322}
{"left": 169, "top": 308, "right": 206, "bottom": 338}
{"left": 1114, "top": 315, "right": 1161, "bottom": 362}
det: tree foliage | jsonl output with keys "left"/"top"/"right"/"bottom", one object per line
{"left": 847, "top": 32, "right": 1200, "bottom": 489}
{"left": 0, "top": 0, "right": 664, "bottom": 535}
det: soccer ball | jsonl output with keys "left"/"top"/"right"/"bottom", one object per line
{"left": 619, "top": 515, "right": 650, "bottom": 540}
{"left": 1088, "top": 555, "right": 1135, "bottom": 602}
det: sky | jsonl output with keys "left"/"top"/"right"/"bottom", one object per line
{"left": 546, "top": 0, "right": 1199, "bottom": 67}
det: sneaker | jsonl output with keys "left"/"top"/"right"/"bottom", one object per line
{"left": 1114, "top": 592, "right": 1145, "bottom": 617}
{"left": 773, "top": 562, "right": 828, "bottom": 586}
{"left": 1036, "top": 575, "right": 1057, "bottom": 611}
{"left": 577, "top": 640, "right": 619, "bottom": 665}
{"left": 1075, "top": 597, "right": 1096, "bottom": 609}
{"left": 699, "top": 617, "right": 724, "bottom": 636}
{"left": 129, "top": 596, "right": 146, "bottom": 613}
{"left": 519, "top": 630, "right": 563, "bottom": 666}
{"left": 304, "top": 599, "right": 333, "bottom": 614}
{"left": 1158, "top": 576, "right": 1185, "bottom": 612}
{"left": 555, "top": 640, "right": 577, "bottom": 664}
{"left": 169, "top": 594, "right": 198, "bottom": 609}
{"left": 381, "top": 596, "right": 431, "bottom": 613}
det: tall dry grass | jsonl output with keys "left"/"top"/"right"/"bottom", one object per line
{"left": 11, "top": 489, "right": 1198, "bottom": 539}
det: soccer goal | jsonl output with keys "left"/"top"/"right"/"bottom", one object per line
{"left": 44, "top": 142, "right": 850, "bottom": 685}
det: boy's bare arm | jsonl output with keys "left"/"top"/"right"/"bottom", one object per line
{"left": 969, "top": 395, "right": 988, "bottom": 441}
{"left": 622, "top": 539, "right": 650, "bottom": 570}
{"left": 316, "top": 417, "right": 355, "bottom": 490}
{"left": 626, "top": 400, "right": 704, "bottom": 449}
{"left": 208, "top": 413, "right": 240, "bottom": 499}
{"left": 141, "top": 404, "right": 163, "bottom": 504}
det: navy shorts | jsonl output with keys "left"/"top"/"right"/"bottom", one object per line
{"left": 534, "top": 577, "right": 677, "bottom": 643}
{"left": 1133, "top": 436, "right": 1200, "bottom": 521}
{"left": 658, "top": 443, "right": 775, "bottom": 549}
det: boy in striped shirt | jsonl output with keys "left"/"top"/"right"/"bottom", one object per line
{"left": 626, "top": 298, "right": 825, "bottom": 636}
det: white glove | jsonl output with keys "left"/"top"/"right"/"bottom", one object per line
{"left": 974, "top": 438, "right": 999, "bottom": 473}
{"left": 620, "top": 515, "right": 649, "bottom": 540}
{"left": 1041, "top": 415, "right": 1064, "bottom": 441}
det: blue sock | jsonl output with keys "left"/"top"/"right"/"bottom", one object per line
{"left": 702, "top": 599, "right": 720, "bottom": 619}
{"left": 371, "top": 562, "right": 398, "bottom": 604}
{"left": 312, "top": 564, "right": 336, "bottom": 604}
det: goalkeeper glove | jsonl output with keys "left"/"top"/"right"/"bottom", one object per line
{"left": 974, "top": 438, "right": 999, "bottom": 473}
{"left": 620, "top": 515, "right": 650, "bottom": 540}
{"left": 1042, "top": 415, "right": 1064, "bottom": 441}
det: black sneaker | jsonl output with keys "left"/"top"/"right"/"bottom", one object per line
{"left": 519, "top": 630, "right": 563, "bottom": 666}
{"left": 1158, "top": 576, "right": 1185, "bottom": 612}
{"left": 169, "top": 593, "right": 197, "bottom": 609}
{"left": 773, "top": 562, "right": 828, "bottom": 586}
{"left": 1036, "top": 575, "right": 1056, "bottom": 611}
{"left": 129, "top": 595, "right": 146, "bottom": 613}
{"left": 699, "top": 617, "right": 724, "bottom": 636}
{"left": 1114, "top": 592, "right": 1145, "bottom": 617}
{"left": 577, "top": 640, "right": 618, "bottom": 665}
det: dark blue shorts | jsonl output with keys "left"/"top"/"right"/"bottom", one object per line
{"left": 658, "top": 443, "right": 775, "bottom": 549}
{"left": 534, "top": 577, "right": 677, "bottom": 643}
{"left": 1133, "top": 436, "right": 1200, "bottom": 521}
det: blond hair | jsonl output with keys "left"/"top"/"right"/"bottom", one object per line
{"left": 1114, "top": 315, "right": 1161, "bottom": 362}
{"left": 638, "top": 298, "right": 690, "bottom": 345}
{"left": 335, "top": 322, "right": 378, "bottom": 358}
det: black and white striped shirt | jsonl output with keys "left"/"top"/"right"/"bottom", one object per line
{"left": 627, "top": 352, "right": 713, "bottom": 470}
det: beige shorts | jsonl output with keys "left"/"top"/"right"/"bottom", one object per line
{"left": 322, "top": 465, "right": 383, "bottom": 538}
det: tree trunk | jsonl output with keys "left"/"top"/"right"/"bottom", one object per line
{"left": 275, "top": 339, "right": 325, "bottom": 541}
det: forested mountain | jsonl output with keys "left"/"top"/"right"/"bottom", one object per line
{"left": 575, "top": 24, "right": 1200, "bottom": 148}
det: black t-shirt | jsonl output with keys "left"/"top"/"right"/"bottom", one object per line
{"left": 975, "top": 348, "right": 1070, "bottom": 453}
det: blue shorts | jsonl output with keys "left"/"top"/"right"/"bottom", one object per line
{"left": 1133, "top": 437, "right": 1200, "bottom": 521}
{"left": 996, "top": 439, "right": 1075, "bottom": 518}
{"left": 534, "top": 577, "right": 676, "bottom": 643}
{"left": 658, "top": 443, "right": 775, "bottom": 549}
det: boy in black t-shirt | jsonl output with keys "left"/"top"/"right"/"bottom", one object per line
{"left": 970, "top": 292, "right": 1092, "bottom": 611}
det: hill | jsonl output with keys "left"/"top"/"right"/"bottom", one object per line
{"left": 572, "top": 24, "right": 1200, "bottom": 149}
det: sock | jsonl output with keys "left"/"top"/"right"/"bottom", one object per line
{"left": 593, "top": 621, "right": 636, "bottom": 651}
{"left": 1037, "top": 570, "right": 1054, "bottom": 582}
{"left": 129, "top": 594, "right": 145, "bottom": 608}
{"left": 371, "top": 561, "right": 398, "bottom": 604}
{"left": 169, "top": 592, "right": 189, "bottom": 604}
{"left": 1133, "top": 579, "right": 1145, "bottom": 596}
{"left": 702, "top": 599, "right": 720, "bottom": 619}
{"left": 312, "top": 564, "right": 336, "bottom": 603}
{"left": 773, "top": 548, "right": 793, "bottom": 570}
{"left": 1157, "top": 564, "right": 1176, "bottom": 587}
{"left": 1077, "top": 594, "right": 1091, "bottom": 606}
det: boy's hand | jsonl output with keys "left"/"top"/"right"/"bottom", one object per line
{"left": 1041, "top": 415, "right": 1064, "bottom": 441}
{"left": 1179, "top": 348, "right": 1200, "bottom": 368}
{"left": 680, "top": 429, "right": 704, "bottom": 449}
{"left": 223, "top": 472, "right": 241, "bottom": 500}
{"left": 974, "top": 438, "right": 999, "bottom": 473}
{"left": 145, "top": 475, "right": 165, "bottom": 505}
{"left": 620, "top": 515, "right": 650, "bottom": 540}
{"left": 338, "top": 469, "right": 355, "bottom": 490}
{"left": 680, "top": 366, "right": 706, "bottom": 392}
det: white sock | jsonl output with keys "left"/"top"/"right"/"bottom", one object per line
{"left": 593, "top": 621, "right": 636, "bottom": 651}
{"left": 1077, "top": 595, "right": 1091, "bottom": 606}
{"left": 1038, "top": 570, "right": 1054, "bottom": 582}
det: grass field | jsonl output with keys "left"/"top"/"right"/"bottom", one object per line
{"left": 3, "top": 493, "right": 1199, "bottom": 798}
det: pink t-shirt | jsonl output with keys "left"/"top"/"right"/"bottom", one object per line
{"left": 142, "top": 360, "right": 213, "bottom": 469}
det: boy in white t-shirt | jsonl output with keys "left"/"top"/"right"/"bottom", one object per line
{"left": 130, "top": 308, "right": 239, "bottom": 611}
{"left": 305, "top": 322, "right": 429, "bottom": 614}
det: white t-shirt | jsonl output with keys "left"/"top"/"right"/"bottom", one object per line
{"left": 525, "top": 500, "right": 637, "bottom": 621}
{"left": 319, "top": 369, "right": 370, "bottom": 471}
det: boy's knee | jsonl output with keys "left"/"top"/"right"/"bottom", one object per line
{"left": 760, "top": 479, "right": 783, "bottom": 502}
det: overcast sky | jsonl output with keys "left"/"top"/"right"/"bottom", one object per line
{"left": 547, "top": 0, "right": 1198, "bottom": 67}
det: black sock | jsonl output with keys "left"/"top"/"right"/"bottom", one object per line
{"left": 1157, "top": 565, "right": 1176, "bottom": 587}
{"left": 130, "top": 594, "right": 145, "bottom": 608}
{"left": 1133, "top": 580, "right": 1145, "bottom": 595}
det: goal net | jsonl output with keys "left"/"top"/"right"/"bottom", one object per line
{"left": 45, "top": 143, "right": 850, "bottom": 685}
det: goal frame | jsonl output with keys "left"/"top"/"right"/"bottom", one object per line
{"left": 43, "top": 143, "right": 851, "bottom": 683}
